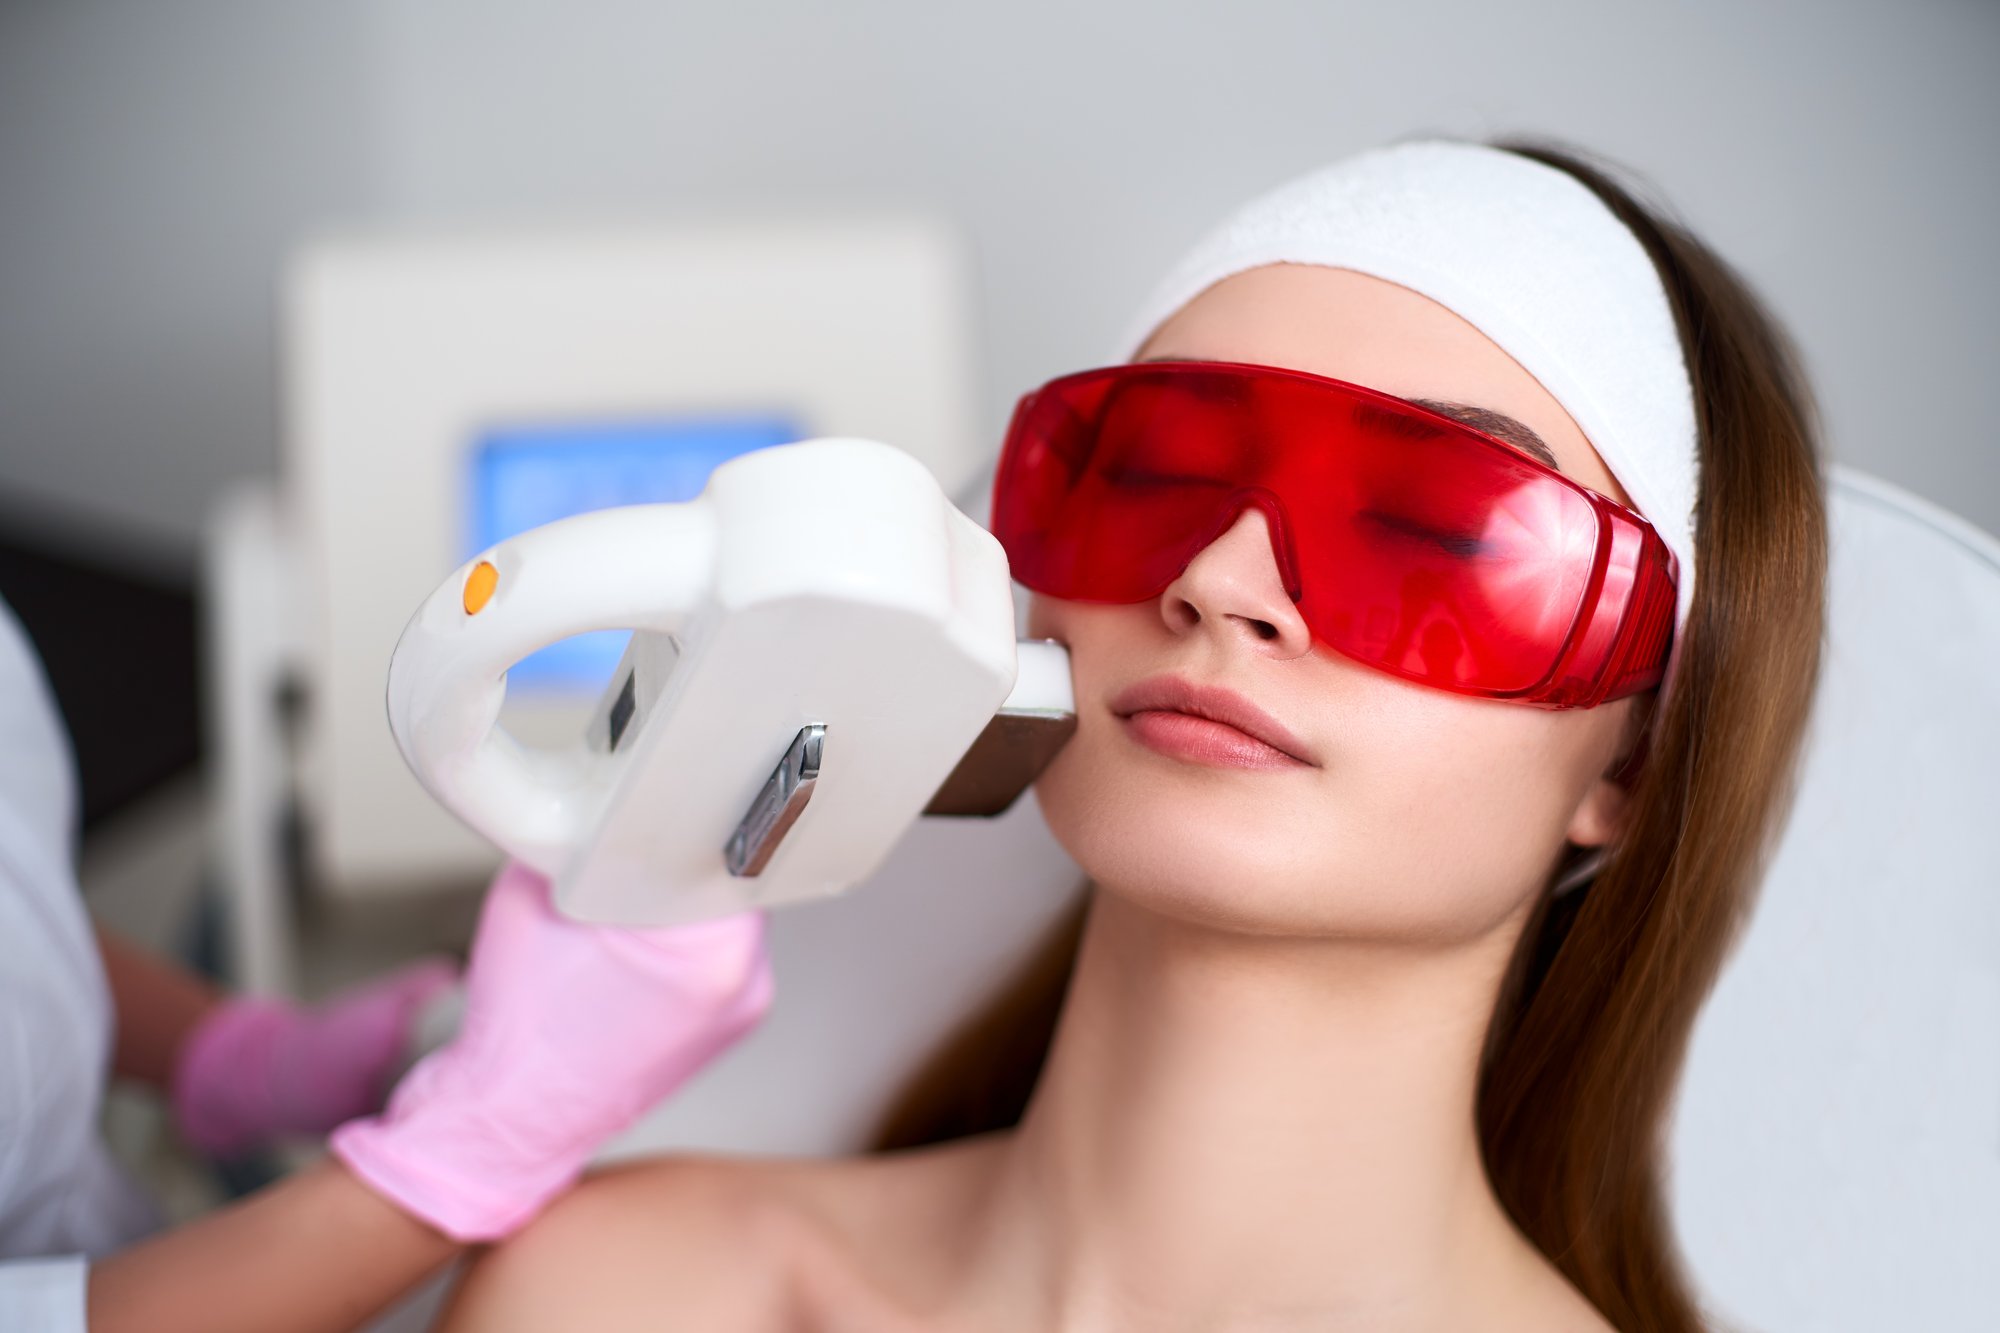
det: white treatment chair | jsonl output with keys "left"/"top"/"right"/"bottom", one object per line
{"left": 1667, "top": 465, "right": 2000, "bottom": 1330}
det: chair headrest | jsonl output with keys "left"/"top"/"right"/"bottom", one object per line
{"left": 1670, "top": 464, "right": 2000, "bottom": 1328}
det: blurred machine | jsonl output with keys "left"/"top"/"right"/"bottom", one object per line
{"left": 289, "top": 217, "right": 990, "bottom": 896}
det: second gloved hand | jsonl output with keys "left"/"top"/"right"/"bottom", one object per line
{"left": 171, "top": 957, "right": 459, "bottom": 1161}
{"left": 329, "top": 859, "right": 774, "bottom": 1242}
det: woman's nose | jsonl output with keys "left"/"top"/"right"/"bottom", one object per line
{"left": 1157, "top": 508, "right": 1314, "bottom": 658}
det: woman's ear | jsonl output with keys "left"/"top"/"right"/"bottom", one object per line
{"left": 1565, "top": 771, "right": 1632, "bottom": 849}
{"left": 1565, "top": 691, "right": 1653, "bottom": 848}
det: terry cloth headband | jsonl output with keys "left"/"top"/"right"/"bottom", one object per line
{"left": 1115, "top": 139, "right": 1700, "bottom": 737}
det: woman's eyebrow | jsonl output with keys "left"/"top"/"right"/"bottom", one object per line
{"left": 1407, "top": 400, "right": 1562, "bottom": 472}
{"left": 1135, "top": 354, "right": 1562, "bottom": 472}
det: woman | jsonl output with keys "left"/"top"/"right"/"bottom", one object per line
{"left": 440, "top": 138, "right": 1827, "bottom": 1332}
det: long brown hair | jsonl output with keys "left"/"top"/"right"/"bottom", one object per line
{"left": 870, "top": 140, "right": 1829, "bottom": 1333}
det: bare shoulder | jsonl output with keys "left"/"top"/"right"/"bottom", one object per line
{"left": 436, "top": 1154, "right": 798, "bottom": 1332}
{"left": 438, "top": 1135, "right": 1006, "bottom": 1333}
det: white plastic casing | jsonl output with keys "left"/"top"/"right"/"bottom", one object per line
{"left": 385, "top": 438, "right": 1021, "bottom": 925}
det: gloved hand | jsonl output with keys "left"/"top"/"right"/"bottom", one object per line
{"left": 171, "top": 957, "right": 459, "bottom": 1161}
{"left": 329, "top": 859, "right": 774, "bottom": 1242}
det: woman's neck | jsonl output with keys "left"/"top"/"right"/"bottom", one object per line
{"left": 956, "top": 887, "right": 1563, "bottom": 1331}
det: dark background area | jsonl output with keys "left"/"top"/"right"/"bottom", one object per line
{"left": 0, "top": 535, "right": 200, "bottom": 832}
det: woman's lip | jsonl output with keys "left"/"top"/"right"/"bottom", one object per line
{"left": 1108, "top": 675, "right": 1317, "bottom": 767}
{"left": 1120, "top": 710, "right": 1311, "bottom": 770}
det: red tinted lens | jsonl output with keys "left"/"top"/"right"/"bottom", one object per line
{"left": 1000, "top": 369, "right": 1228, "bottom": 599}
{"left": 995, "top": 363, "right": 1647, "bottom": 702}
{"left": 1286, "top": 395, "right": 1600, "bottom": 695}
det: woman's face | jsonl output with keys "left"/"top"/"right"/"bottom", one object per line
{"left": 1027, "top": 264, "right": 1648, "bottom": 945}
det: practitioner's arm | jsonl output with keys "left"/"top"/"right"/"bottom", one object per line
{"left": 91, "top": 925, "right": 220, "bottom": 1089}
{"left": 86, "top": 1160, "right": 457, "bottom": 1333}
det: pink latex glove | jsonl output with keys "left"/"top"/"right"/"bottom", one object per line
{"left": 329, "top": 859, "right": 774, "bottom": 1242}
{"left": 171, "top": 957, "right": 459, "bottom": 1160}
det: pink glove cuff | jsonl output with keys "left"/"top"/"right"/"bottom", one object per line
{"left": 330, "top": 1085, "right": 581, "bottom": 1242}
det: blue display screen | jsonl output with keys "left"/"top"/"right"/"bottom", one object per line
{"left": 467, "top": 413, "right": 805, "bottom": 691}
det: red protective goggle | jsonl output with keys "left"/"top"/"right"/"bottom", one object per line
{"left": 991, "top": 360, "right": 1678, "bottom": 709}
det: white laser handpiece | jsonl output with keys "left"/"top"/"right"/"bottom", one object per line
{"left": 384, "top": 438, "right": 1074, "bottom": 927}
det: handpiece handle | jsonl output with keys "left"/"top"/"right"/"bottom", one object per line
{"left": 385, "top": 502, "right": 718, "bottom": 876}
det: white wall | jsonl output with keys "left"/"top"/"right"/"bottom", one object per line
{"left": 2, "top": 0, "right": 1996, "bottom": 563}
{"left": 0, "top": 1, "right": 372, "bottom": 571}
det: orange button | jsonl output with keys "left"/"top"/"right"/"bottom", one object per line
{"left": 463, "top": 560, "right": 499, "bottom": 615}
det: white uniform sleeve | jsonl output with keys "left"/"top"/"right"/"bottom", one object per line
{"left": 0, "top": 1254, "right": 87, "bottom": 1332}
{"left": 0, "top": 595, "right": 158, "bottom": 1261}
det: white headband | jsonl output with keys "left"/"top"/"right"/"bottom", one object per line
{"left": 1115, "top": 140, "right": 1700, "bottom": 736}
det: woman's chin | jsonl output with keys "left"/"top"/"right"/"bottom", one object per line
{"left": 1035, "top": 784, "right": 1539, "bottom": 948}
